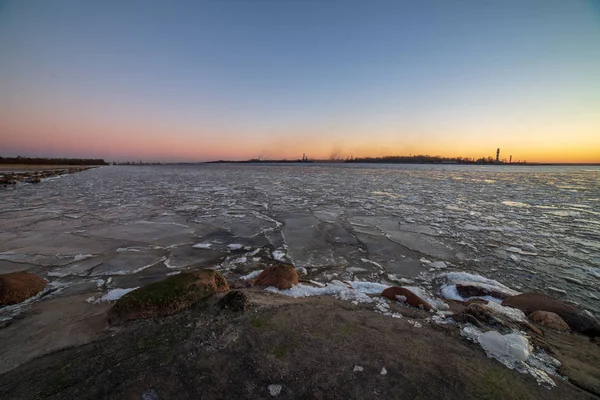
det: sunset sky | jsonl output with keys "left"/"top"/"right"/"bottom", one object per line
{"left": 1, "top": 0, "right": 599, "bottom": 163}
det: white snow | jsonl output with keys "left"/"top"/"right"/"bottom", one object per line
{"left": 268, "top": 384, "right": 282, "bottom": 396}
{"left": 230, "top": 256, "right": 247, "bottom": 264}
{"left": 227, "top": 244, "right": 244, "bottom": 250}
{"left": 402, "top": 286, "right": 449, "bottom": 311}
{"left": 73, "top": 253, "right": 94, "bottom": 262}
{"left": 94, "top": 287, "right": 138, "bottom": 303}
{"left": 484, "top": 301, "right": 527, "bottom": 322}
{"left": 353, "top": 365, "right": 364, "bottom": 372}
{"left": 295, "top": 267, "right": 307, "bottom": 275}
{"left": 272, "top": 249, "right": 287, "bottom": 261}
{"left": 348, "top": 281, "right": 389, "bottom": 294}
{"left": 380, "top": 367, "right": 388, "bottom": 375}
{"left": 265, "top": 280, "right": 373, "bottom": 303}
{"left": 240, "top": 270, "right": 263, "bottom": 280}
{"left": 192, "top": 243, "right": 212, "bottom": 249}
{"left": 361, "top": 258, "right": 383, "bottom": 269}
{"left": 439, "top": 272, "right": 519, "bottom": 303}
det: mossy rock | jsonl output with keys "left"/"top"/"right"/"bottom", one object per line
{"left": 109, "top": 270, "right": 229, "bottom": 322}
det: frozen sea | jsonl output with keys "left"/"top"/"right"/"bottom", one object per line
{"left": 1, "top": 163, "right": 599, "bottom": 316}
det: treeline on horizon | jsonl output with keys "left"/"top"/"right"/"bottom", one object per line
{"left": 209, "top": 155, "right": 526, "bottom": 164}
{"left": 344, "top": 155, "right": 525, "bottom": 164}
{"left": 0, "top": 156, "right": 108, "bottom": 165}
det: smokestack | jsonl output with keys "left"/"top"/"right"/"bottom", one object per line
{"left": 496, "top": 148, "right": 500, "bottom": 163}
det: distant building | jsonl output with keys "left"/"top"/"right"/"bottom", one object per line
{"left": 496, "top": 148, "right": 500, "bottom": 163}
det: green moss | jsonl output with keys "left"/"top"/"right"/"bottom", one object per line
{"left": 340, "top": 323, "right": 357, "bottom": 335}
{"left": 271, "top": 343, "right": 289, "bottom": 359}
{"left": 249, "top": 315, "right": 269, "bottom": 329}
{"left": 470, "top": 367, "right": 530, "bottom": 400}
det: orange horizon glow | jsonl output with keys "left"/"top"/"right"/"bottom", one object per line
{"left": 2, "top": 119, "right": 599, "bottom": 164}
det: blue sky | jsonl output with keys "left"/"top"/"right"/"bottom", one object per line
{"left": 1, "top": 0, "right": 599, "bottom": 161}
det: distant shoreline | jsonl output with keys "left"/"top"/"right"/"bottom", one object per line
{"left": 195, "top": 160, "right": 600, "bottom": 167}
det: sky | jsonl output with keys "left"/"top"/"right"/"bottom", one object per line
{"left": 1, "top": 0, "right": 599, "bottom": 163}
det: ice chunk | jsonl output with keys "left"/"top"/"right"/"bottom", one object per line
{"left": 380, "top": 367, "right": 387, "bottom": 375}
{"left": 430, "top": 261, "right": 447, "bottom": 269}
{"left": 227, "top": 244, "right": 244, "bottom": 250}
{"left": 353, "top": 365, "right": 364, "bottom": 372}
{"left": 478, "top": 331, "right": 530, "bottom": 362}
{"left": 192, "top": 243, "right": 212, "bottom": 249}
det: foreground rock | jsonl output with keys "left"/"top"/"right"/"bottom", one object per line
{"left": 0, "top": 272, "right": 46, "bottom": 306}
{"left": 529, "top": 311, "right": 570, "bottom": 332}
{"left": 381, "top": 286, "right": 433, "bottom": 310}
{"left": 254, "top": 264, "right": 298, "bottom": 289}
{"left": 502, "top": 293, "right": 600, "bottom": 337}
{"left": 109, "top": 270, "right": 229, "bottom": 322}
{"left": 0, "top": 291, "right": 593, "bottom": 400}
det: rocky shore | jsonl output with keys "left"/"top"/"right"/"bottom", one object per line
{"left": 0, "top": 265, "right": 599, "bottom": 399}
{"left": 0, "top": 166, "right": 97, "bottom": 186}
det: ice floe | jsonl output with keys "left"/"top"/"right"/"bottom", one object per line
{"left": 94, "top": 287, "right": 138, "bottom": 303}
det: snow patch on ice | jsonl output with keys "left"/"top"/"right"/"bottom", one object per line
{"left": 265, "top": 280, "right": 373, "bottom": 303}
{"left": 361, "top": 258, "right": 383, "bottom": 269}
{"left": 240, "top": 270, "right": 263, "bottom": 280}
{"left": 502, "top": 201, "right": 531, "bottom": 208}
{"left": 73, "top": 253, "right": 94, "bottom": 262}
{"left": 348, "top": 281, "right": 389, "bottom": 294}
{"left": 192, "top": 243, "right": 212, "bottom": 249}
{"left": 227, "top": 244, "right": 244, "bottom": 250}
{"left": 95, "top": 287, "right": 138, "bottom": 303}
{"left": 402, "top": 286, "right": 449, "bottom": 311}
{"left": 272, "top": 249, "right": 287, "bottom": 261}
{"left": 439, "top": 272, "right": 519, "bottom": 303}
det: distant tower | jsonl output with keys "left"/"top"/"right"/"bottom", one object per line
{"left": 509, "top": 155, "right": 512, "bottom": 164}
{"left": 496, "top": 148, "right": 500, "bottom": 163}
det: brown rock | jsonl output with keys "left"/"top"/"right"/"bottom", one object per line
{"left": 381, "top": 287, "right": 433, "bottom": 311}
{"left": 503, "top": 293, "right": 600, "bottom": 337}
{"left": 0, "top": 272, "right": 47, "bottom": 306}
{"left": 529, "top": 310, "right": 570, "bottom": 332}
{"left": 109, "top": 270, "right": 229, "bottom": 322}
{"left": 254, "top": 264, "right": 298, "bottom": 290}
